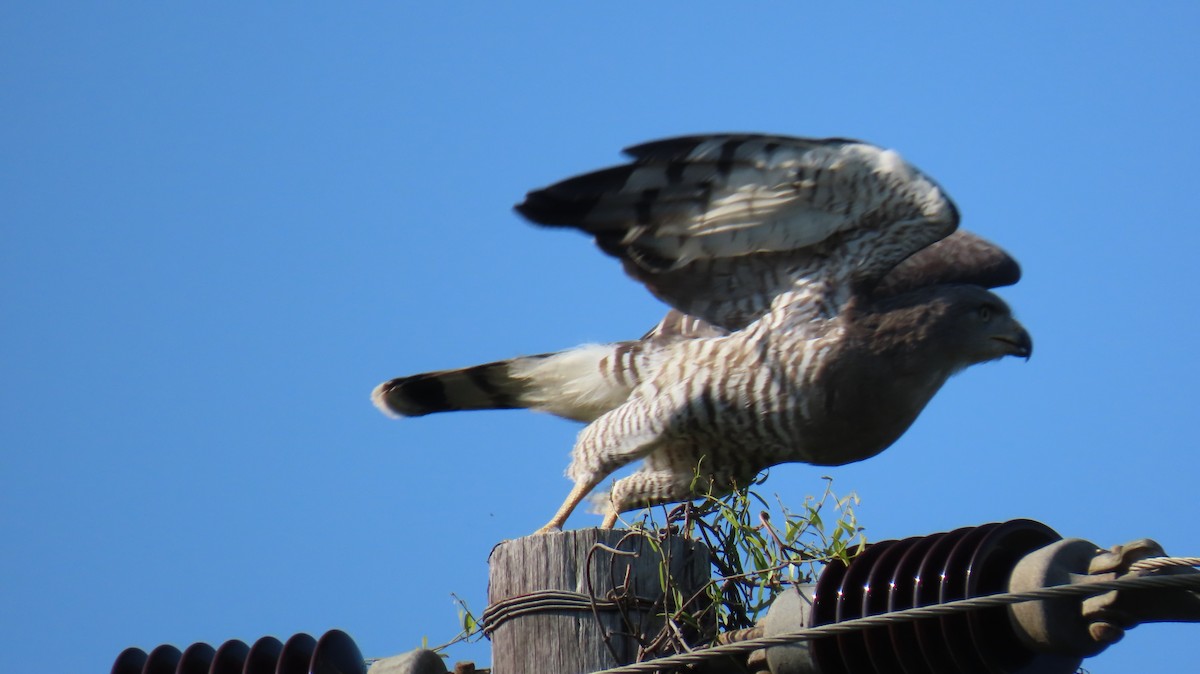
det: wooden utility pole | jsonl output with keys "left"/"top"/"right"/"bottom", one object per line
{"left": 487, "top": 528, "right": 710, "bottom": 674}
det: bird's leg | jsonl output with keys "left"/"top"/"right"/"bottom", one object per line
{"left": 604, "top": 468, "right": 696, "bottom": 528}
{"left": 600, "top": 508, "right": 619, "bottom": 529}
{"left": 537, "top": 399, "right": 667, "bottom": 534}
{"left": 534, "top": 478, "right": 600, "bottom": 534}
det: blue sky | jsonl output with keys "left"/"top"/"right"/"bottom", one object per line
{"left": 3, "top": 3, "right": 1198, "bottom": 671}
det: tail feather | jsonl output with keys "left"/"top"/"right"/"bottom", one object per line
{"left": 372, "top": 357, "right": 543, "bottom": 418}
{"left": 373, "top": 343, "right": 648, "bottom": 423}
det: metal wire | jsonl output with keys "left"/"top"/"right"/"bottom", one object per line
{"left": 589, "top": 557, "right": 1200, "bottom": 674}
{"left": 481, "top": 589, "right": 657, "bottom": 636}
{"left": 1129, "top": 556, "right": 1200, "bottom": 573}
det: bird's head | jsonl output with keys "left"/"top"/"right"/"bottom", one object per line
{"left": 867, "top": 284, "right": 1032, "bottom": 369}
{"left": 928, "top": 285, "right": 1032, "bottom": 366}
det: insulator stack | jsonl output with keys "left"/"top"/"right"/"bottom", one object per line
{"left": 765, "top": 518, "right": 1089, "bottom": 674}
{"left": 110, "top": 628, "right": 364, "bottom": 674}
{"left": 814, "top": 518, "right": 1071, "bottom": 673}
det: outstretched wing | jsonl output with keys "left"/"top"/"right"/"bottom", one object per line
{"left": 872, "top": 229, "right": 1021, "bottom": 298}
{"left": 515, "top": 134, "right": 959, "bottom": 331}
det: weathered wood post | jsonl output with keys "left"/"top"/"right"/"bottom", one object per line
{"left": 487, "top": 528, "right": 710, "bottom": 674}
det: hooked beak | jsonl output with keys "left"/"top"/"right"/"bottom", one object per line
{"left": 992, "top": 321, "right": 1033, "bottom": 360}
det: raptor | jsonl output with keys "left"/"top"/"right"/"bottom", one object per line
{"left": 373, "top": 134, "right": 1031, "bottom": 533}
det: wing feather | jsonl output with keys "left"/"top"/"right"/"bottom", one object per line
{"left": 516, "top": 133, "right": 963, "bottom": 330}
{"left": 873, "top": 230, "right": 1021, "bottom": 298}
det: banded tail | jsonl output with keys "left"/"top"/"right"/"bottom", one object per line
{"left": 372, "top": 343, "right": 648, "bottom": 424}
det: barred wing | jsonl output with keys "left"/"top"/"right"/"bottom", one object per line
{"left": 516, "top": 134, "right": 960, "bottom": 331}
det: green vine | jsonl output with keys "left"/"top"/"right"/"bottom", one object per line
{"left": 436, "top": 472, "right": 865, "bottom": 658}
{"left": 625, "top": 472, "right": 865, "bottom": 647}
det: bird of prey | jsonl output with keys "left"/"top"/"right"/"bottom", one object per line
{"left": 373, "top": 134, "right": 1031, "bottom": 534}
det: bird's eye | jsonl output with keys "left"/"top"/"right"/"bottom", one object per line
{"left": 978, "top": 305, "right": 992, "bottom": 322}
